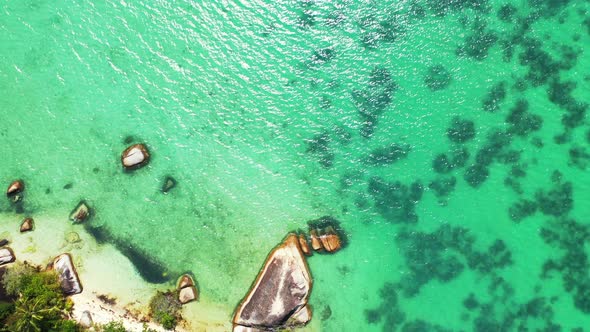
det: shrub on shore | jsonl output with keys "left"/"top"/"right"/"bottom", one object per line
{"left": 0, "top": 262, "right": 78, "bottom": 331}
{"left": 149, "top": 291, "right": 181, "bottom": 330}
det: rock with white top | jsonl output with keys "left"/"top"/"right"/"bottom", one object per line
{"left": 20, "top": 217, "right": 34, "bottom": 232}
{"left": 0, "top": 247, "right": 15, "bottom": 266}
{"left": 177, "top": 274, "right": 194, "bottom": 289}
{"left": 79, "top": 311, "right": 93, "bottom": 328}
{"left": 178, "top": 286, "right": 198, "bottom": 304}
{"left": 53, "top": 253, "right": 83, "bottom": 295}
{"left": 6, "top": 180, "right": 24, "bottom": 202}
{"left": 121, "top": 144, "right": 150, "bottom": 170}
{"left": 69, "top": 201, "right": 90, "bottom": 223}
{"left": 232, "top": 234, "right": 312, "bottom": 331}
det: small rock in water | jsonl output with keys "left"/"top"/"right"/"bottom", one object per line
{"left": 179, "top": 285, "right": 198, "bottom": 304}
{"left": 177, "top": 274, "right": 195, "bottom": 289}
{"left": 162, "top": 176, "right": 177, "bottom": 193}
{"left": 6, "top": 180, "right": 24, "bottom": 202}
{"left": 320, "top": 226, "right": 342, "bottom": 253}
{"left": 121, "top": 144, "right": 150, "bottom": 170}
{"left": 69, "top": 201, "right": 90, "bottom": 223}
{"left": 0, "top": 247, "right": 15, "bottom": 266}
{"left": 20, "top": 217, "right": 34, "bottom": 233}
{"left": 233, "top": 234, "right": 312, "bottom": 331}
{"left": 309, "top": 229, "right": 323, "bottom": 252}
{"left": 298, "top": 233, "right": 311, "bottom": 256}
{"left": 79, "top": 311, "right": 93, "bottom": 328}
{"left": 0, "top": 239, "right": 9, "bottom": 247}
{"left": 53, "top": 253, "right": 83, "bottom": 295}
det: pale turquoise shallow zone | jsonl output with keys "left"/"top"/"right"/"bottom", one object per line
{"left": 1, "top": 0, "right": 590, "bottom": 331}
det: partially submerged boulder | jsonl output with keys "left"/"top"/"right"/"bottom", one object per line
{"left": 178, "top": 286, "right": 198, "bottom": 304}
{"left": 20, "top": 217, "right": 34, "bottom": 233}
{"left": 69, "top": 201, "right": 90, "bottom": 223}
{"left": 233, "top": 234, "right": 312, "bottom": 331}
{"left": 298, "top": 233, "right": 311, "bottom": 256}
{"left": 6, "top": 180, "right": 24, "bottom": 203}
{"left": 0, "top": 247, "right": 15, "bottom": 266}
{"left": 53, "top": 253, "right": 83, "bottom": 295}
{"left": 307, "top": 216, "right": 347, "bottom": 254}
{"left": 162, "top": 176, "right": 177, "bottom": 193}
{"left": 0, "top": 239, "right": 8, "bottom": 247}
{"left": 177, "top": 274, "right": 194, "bottom": 289}
{"left": 309, "top": 229, "right": 323, "bottom": 252}
{"left": 177, "top": 274, "right": 198, "bottom": 304}
{"left": 319, "top": 226, "right": 342, "bottom": 253}
{"left": 121, "top": 144, "right": 150, "bottom": 170}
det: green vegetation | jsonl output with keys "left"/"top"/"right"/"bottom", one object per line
{"left": 148, "top": 291, "right": 181, "bottom": 330}
{"left": 99, "top": 321, "right": 126, "bottom": 332}
{"left": 0, "top": 262, "right": 78, "bottom": 332}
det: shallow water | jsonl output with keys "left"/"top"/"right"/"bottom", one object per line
{"left": 1, "top": 0, "right": 590, "bottom": 330}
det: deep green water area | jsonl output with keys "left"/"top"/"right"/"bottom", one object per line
{"left": 1, "top": 0, "right": 590, "bottom": 331}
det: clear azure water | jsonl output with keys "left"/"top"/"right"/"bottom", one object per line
{"left": 1, "top": 0, "right": 590, "bottom": 331}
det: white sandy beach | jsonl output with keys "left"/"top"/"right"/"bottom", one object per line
{"left": 0, "top": 211, "right": 231, "bottom": 331}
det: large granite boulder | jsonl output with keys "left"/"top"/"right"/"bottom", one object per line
{"left": 121, "top": 144, "right": 150, "bottom": 170}
{"left": 6, "top": 180, "right": 24, "bottom": 203}
{"left": 53, "top": 253, "right": 83, "bottom": 295}
{"left": 233, "top": 234, "right": 312, "bottom": 331}
{"left": 0, "top": 247, "right": 15, "bottom": 266}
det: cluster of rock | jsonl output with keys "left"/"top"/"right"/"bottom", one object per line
{"left": 233, "top": 218, "right": 346, "bottom": 331}
{"left": 232, "top": 234, "right": 313, "bottom": 332}
{"left": 177, "top": 274, "right": 198, "bottom": 304}
{"left": 307, "top": 225, "right": 342, "bottom": 254}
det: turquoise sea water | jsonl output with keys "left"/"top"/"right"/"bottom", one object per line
{"left": 1, "top": 0, "right": 590, "bottom": 330}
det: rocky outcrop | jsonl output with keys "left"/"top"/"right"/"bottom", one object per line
{"left": 177, "top": 274, "right": 198, "bottom": 304}
{"left": 53, "top": 253, "right": 83, "bottom": 295}
{"left": 20, "top": 217, "right": 34, "bottom": 232}
{"left": 307, "top": 216, "right": 346, "bottom": 254}
{"left": 69, "top": 201, "right": 90, "bottom": 223}
{"left": 6, "top": 180, "right": 24, "bottom": 203}
{"left": 121, "top": 144, "right": 150, "bottom": 170}
{"left": 233, "top": 234, "right": 312, "bottom": 331}
{"left": 0, "top": 247, "right": 15, "bottom": 266}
